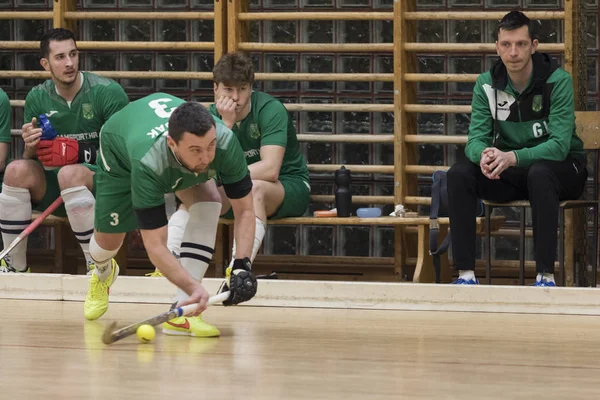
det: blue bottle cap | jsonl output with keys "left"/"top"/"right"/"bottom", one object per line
{"left": 38, "top": 114, "right": 57, "bottom": 140}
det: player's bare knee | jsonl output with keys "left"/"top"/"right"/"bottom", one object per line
{"left": 251, "top": 180, "right": 267, "bottom": 203}
{"left": 57, "top": 165, "right": 94, "bottom": 190}
{"left": 178, "top": 181, "right": 222, "bottom": 206}
{"left": 3, "top": 160, "right": 42, "bottom": 188}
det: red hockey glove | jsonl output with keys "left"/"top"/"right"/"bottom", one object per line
{"left": 36, "top": 137, "right": 79, "bottom": 167}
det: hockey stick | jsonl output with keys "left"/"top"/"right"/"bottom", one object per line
{"left": 102, "top": 290, "right": 231, "bottom": 345}
{"left": 0, "top": 196, "right": 64, "bottom": 261}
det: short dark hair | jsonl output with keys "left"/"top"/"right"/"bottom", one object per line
{"left": 212, "top": 52, "right": 255, "bottom": 86}
{"left": 495, "top": 11, "right": 535, "bottom": 41}
{"left": 40, "top": 28, "right": 77, "bottom": 59}
{"left": 168, "top": 102, "right": 216, "bottom": 143}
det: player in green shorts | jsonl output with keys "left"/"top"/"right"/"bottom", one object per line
{"left": 0, "top": 89, "right": 11, "bottom": 187}
{"left": 84, "top": 93, "right": 258, "bottom": 337}
{"left": 159, "top": 52, "right": 310, "bottom": 276}
{"left": 0, "top": 28, "right": 128, "bottom": 274}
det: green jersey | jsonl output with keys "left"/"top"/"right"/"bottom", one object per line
{"left": 99, "top": 92, "right": 249, "bottom": 210}
{"left": 0, "top": 88, "right": 11, "bottom": 180}
{"left": 466, "top": 52, "right": 584, "bottom": 168}
{"left": 209, "top": 91, "right": 309, "bottom": 181}
{"left": 24, "top": 71, "right": 128, "bottom": 148}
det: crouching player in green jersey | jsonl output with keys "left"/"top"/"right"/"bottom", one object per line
{"left": 85, "top": 93, "right": 257, "bottom": 337}
{"left": 156, "top": 52, "right": 309, "bottom": 275}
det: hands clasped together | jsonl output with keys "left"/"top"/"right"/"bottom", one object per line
{"left": 480, "top": 147, "right": 517, "bottom": 180}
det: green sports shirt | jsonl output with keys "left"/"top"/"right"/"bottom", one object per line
{"left": 209, "top": 91, "right": 309, "bottom": 182}
{"left": 24, "top": 71, "right": 129, "bottom": 148}
{"left": 99, "top": 92, "right": 250, "bottom": 211}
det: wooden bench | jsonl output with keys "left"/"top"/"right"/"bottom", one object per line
{"left": 31, "top": 211, "right": 504, "bottom": 282}
{"left": 219, "top": 215, "right": 504, "bottom": 283}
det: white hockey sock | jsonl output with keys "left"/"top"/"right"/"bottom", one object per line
{"left": 229, "top": 217, "right": 266, "bottom": 268}
{"left": 89, "top": 234, "right": 120, "bottom": 282}
{"left": 167, "top": 208, "right": 190, "bottom": 257}
{"left": 62, "top": 186, "right": 95, "bottom": 271}
{"left": 175, "top": 202, "right": 220, "bottom": 303}
{"left": 0, "top": 184, "right": 32, "bottom": 271}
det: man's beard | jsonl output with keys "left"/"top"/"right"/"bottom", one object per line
{"left": 173, "top": 149, "right": 208, "bottom": 174}
{"left": 50, "top": 65, "right": 78, "bottom": 86}
{"left": 188, "top": 163, "right": 209, "bottom": 173}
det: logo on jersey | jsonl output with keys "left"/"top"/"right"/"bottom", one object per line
{"left": 482, "top": 84, "right": 516, "bottom": 121}
{"left": 45, "top": 111, "right": 58, "bottom": 117}
{"left": 532, "top": 95, "right": 543, "bottom": 113}
{"left": 146, "top": 123, "right": 169, "bottom": 139}
{"left": 244, "top": 149, "right": 260, "bottom": 159}
{"left": 249, "top": 123, "right": 261, "bottom": 139}
{"left": 532, "top": 121, "right": 549, "bottom": 138}
{"left": 82, "top": 103, "right": 94, "bottom": 120}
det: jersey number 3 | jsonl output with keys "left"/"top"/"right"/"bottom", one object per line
{"left": 149, "top": 98, "right": 177, "bottom": 119}
{"left": 109, "top": 213, "right": 119, "bottom": 226}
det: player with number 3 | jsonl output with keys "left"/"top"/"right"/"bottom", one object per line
{"left": 84, "top": 92, "right": 258, "bottom": 338}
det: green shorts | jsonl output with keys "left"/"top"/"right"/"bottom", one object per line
{"left": 94, "top": 170, "right": 138, "bottom": 233}
{"left": 222, "top": 175, "right": 310, "bottom": 220}
{"left": 94, "top": 129, "right": 140, "bottom": 233}
{"left": 34, "top": 164, "right": 99, "bottom": 217}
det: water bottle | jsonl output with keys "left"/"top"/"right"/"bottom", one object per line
{"left": 334, "top": 166, "right": 352, "bottom": 217}
{"left": 38, "top": 114, "right": 57, "bottom": 140}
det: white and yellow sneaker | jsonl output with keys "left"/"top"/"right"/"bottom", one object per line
{"left": 162, "top": 315, "right": 220, "bottom": 337}
{"left": 84, "top": 259, "right": 119, "bottom": 321}
{"left": 0, "top": 258, "right": 30, "bottom": 273}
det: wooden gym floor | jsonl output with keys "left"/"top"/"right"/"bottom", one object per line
{"left": 1, "top": 299, "right": 599, "bottom": 400}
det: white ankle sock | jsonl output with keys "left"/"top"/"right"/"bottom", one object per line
{"left": 0, "top": 184, "right": 32, "bottom": 271}
{"left": 458, "top": 270, "right": 476, "bottom": 281}
{"left": 89, "top": 234, "right": 119, "bottom": 281}
{"left": 175, "top": 202, "right": 220, "bottom": 303}
{"left": 167, "top": 208, "right": 190, "bottom": 256}
{"left": 536, "top": 273, "right": 555, "bottom": 283}
{"left": 62, "top": 186, "right": 95, "bottom": 271}
{"left": 229, "top": 217, "right": 266, "bottom": 268}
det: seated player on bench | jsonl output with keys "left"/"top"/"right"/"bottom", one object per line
{"left": 151, "top": 52, "right": 310, "bottom": 277}
{"left": 84, "top": 93, "right": 258, "bottom": 338}
{"left": 0, "top": 28, "right": 128, "bottom": 274}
